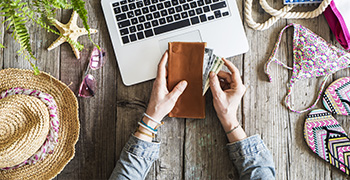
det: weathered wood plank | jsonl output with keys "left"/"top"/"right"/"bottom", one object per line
{"left": 183, "top": 56, "right": 243, "bottom": 180}
{"left": 151, "top": 117, "right": 185, "bottom": 180}
{"left": 243, "top": 0, "right": 290, "bottom": 179}
{"left": 57, "top": 1, "right": 117, "bottom": 178}
{"left": 2, "top": 11, "right": 61, "bottom": 78}
{"left": 286, "top": 17, "right": 334, "bottom": 180}
{"left": 0, "top": 16, "right": 3, "bottom": 68}
{"left": 115, "top": 80, "right": 154, "bottom": 178}
{"left": 2, "top": 11, "right": 60, "bottom": 73}
{"left": 182, "top": 0, "right": 244, "bottom": 178}
{"left": 2, "top": 26, "right": 34, "bottom": 69}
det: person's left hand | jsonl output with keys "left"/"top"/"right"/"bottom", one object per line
{"left": 145, "top": 51, "right": 188, "bottom": 123}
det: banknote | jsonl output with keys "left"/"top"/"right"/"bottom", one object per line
{"left": 202, "top": 55, "right": 224, "bottom": 95}
{"left": 203, "top": 53, "right": 216, "bottom": 92}
{"left": 202, "top": 48, "right": 214, "bottom": 76}
{"left": 202, "top": 48, "right": 214, "bottom": 90}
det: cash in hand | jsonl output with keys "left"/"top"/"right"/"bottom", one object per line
{"left": 202, "top": 48, "right": 224, "bottom": 96}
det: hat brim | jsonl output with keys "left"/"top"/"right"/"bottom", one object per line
{"left": 0, "top": 69, "right": 79, "bottom": 180}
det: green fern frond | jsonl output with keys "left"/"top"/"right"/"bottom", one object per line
{"left": 21, "top": 8, "right": 84, "bottom": 51}
{"left": 24, "top": 0, "right": 84, "bottom": 51}
{"left": 0, "top": 32, "right": 4, "bottom": 48}
{"left": 5, "top": 2, "right": 36, "bottom": 58}
{"left": 71, "top": 0, "right": 88, "bottom": 33}
{"left": 71, "top": 0, "right": 100, "bottom": 50}
{"left": 51, "top": 0, "right": 69, "bottom": 9}
{"left": 1, "top": 0, "right": 39, "bottom": 74}
{"left": 0, "top": 0, "right": 99, "bottom": 74}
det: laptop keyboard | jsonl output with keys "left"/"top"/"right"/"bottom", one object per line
{"left": 112, "top": 0, "right": 230, "bottom": 44}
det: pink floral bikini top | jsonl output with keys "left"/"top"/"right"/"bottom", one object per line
{"left": 265, "top": 23, "right": 350, "bottom": 113}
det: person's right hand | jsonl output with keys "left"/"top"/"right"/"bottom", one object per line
{"left": 209, "top": 58, "right": 246, "bottom": 133}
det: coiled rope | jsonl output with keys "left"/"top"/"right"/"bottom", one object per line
{"left": 245, "top": 0, "right": 332, "bottom": 30}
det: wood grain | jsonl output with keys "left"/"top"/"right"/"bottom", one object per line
{"left": 2, "top": 0, "right": 350, "bottom": 179}
{"left": 243, "top": 0, "right": 290, "bottom": 179}
{"left": 56, "top": 2, "right": 117, "bottom": 179}
{"left": 0, "top": 16, "right": 3, "bottom": 68}
{"left": 151, "top": 117, "right": 185, "bottom": 180}
{"left": 182, "top": 0, "right": 243, "bottom": 178}
{"left": 286, "top": 18, "right": 334, "bottom": 180}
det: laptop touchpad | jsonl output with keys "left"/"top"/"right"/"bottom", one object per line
{"left": 159, "top": 30, "right": 202, "bottom": 52}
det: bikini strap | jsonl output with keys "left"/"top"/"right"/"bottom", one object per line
{"left": 284, "top": 75, "right": 330, "bottom": 113}
{"left": 264, "top": 24, "right": 294, "bottom": 82}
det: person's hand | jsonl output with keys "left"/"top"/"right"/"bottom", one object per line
{"left": 145, "top": 51, "right": 188, "bottom": 121}
{"left": 209, "top": 58, "right": 247, "bottom": 142}
{"left": 136, "top": 51, "right": 187, "bottom": 142}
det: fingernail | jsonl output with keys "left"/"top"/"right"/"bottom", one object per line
{"left": 210, "top": 72, "right": 215, "bottom": 78}
{"left": 181, "top": 80, "right": 188, "bottom": 87}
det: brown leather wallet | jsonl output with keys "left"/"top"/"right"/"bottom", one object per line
{"left": 167, "top": 42, "right": 206, "bottom": 119}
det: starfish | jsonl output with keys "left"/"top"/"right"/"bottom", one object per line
{"left": 47, "top": 11, "right": 98, "bottom": 59}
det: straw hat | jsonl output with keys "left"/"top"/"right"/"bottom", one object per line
{"left": 0, "top": 69, "right": 79, "bottom": 180}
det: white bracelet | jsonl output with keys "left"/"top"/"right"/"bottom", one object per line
{"left": 138, "top": 122, "right": 157, "bottom": 134}
{"left": 143, "top": 113, "right": 162, "bottom": 124}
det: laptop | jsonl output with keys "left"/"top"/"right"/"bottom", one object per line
{"left": 101, "top": 0, "right": 249, "bottom": 86}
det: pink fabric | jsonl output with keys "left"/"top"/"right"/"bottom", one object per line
{"left": 324, "top": 0, "right": 350, "bottom": 50}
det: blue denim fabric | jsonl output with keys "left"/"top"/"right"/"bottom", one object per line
{"left": 109, "top": 135, "right": 160, "bottom": 180}
{"left": 227, "top": 135, "right": 275, "bottom": 180}
{"left": 109, "top": 134, "right": 275, "bottom": 180}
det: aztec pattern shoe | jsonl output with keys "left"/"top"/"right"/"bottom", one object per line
{"left": 304, "top": 109, "right": 350, "bottom": 175}
{"left": 323, "top": 77, "right": 350, "bottom": 115}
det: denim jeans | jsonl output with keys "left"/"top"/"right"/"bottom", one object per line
{"left": 109, "top": 134, "right": 275, "bottom": 180}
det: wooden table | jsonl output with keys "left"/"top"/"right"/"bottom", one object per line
{"left": 1, "top": 0, "right": 349, "bottom": 179}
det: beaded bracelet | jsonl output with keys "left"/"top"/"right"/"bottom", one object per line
{"left": 143, "top": 113, "right": 162, "bottom": 124}
{"left": 135, "top": 127, "right": 155, "bottom": 138}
